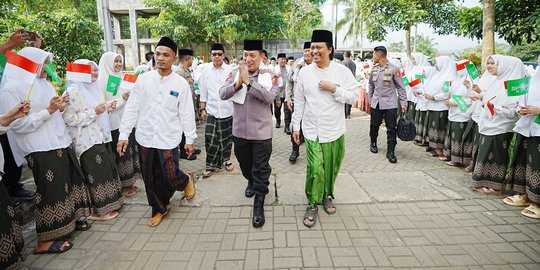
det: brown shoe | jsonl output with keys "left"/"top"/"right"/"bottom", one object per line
{"left": 184, "top": 173, "right": 196, "bottom": 201}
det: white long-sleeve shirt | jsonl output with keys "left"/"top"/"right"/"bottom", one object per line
{"left": 104, "top": 88, "right": 128, "bottom": 130}
{"left": 119, "top": 70, "right": 197, "bottom": 149}
{"left": 0, "top": 79, "right": 73, "bottom": 166}
{"left": 199, "top": 64, "right": 234, "bottom": 118}
{"left": 292, "top": 62, "right": 359, "bottom": 143}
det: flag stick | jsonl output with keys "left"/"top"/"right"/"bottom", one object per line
{"left": 25, "top": 82, "right": 34, "bottom": 101}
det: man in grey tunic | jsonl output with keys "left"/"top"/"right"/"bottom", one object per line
{"left": 220, "top": 39, "right": 278, "bottom": 228}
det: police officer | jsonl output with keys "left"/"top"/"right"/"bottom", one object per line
{"left": 368, "top": 46, "right": 407, "bottom": 163}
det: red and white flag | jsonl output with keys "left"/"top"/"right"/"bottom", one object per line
{"left": 66, "top": 62, "right": 92, "bottom": 82}
{"left": 4, "top": 51, "right": 40, "bottom": 84}
{"left": 456, "top": 60, "right": 470, "bottom": 76}
{"left": 119, "top": 74, "right": 138, "bottom": 90}
{"left": 409, "top": 78, "right": 422, "bottom": 87}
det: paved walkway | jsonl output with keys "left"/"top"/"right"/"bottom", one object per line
{"left": 21, "top": 109, "right": 540, "bottom": 269}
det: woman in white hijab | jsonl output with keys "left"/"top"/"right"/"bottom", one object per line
{"left": 441, "top": 60, "right": 473, "bottom": 166}
{"left": 401, "top": 56, "right": 416, "bottom": 119}
{"left": 64, "top": 59, "right": 124, "bottom": 221}
{"left": 472, "top": 55, "right": 526, "bottom": 195}
{"left": 463, "top": 70, "right": 497, "bottom": 173}
{"left": 424, "top": 56, "right": 456, "bottom": 156}
{"left": 98, "top": 52, "right": 141, "bottom": 197}
{"left": 503, "top": 55, "right": 540, "bottom": 218}
{"left": 413, "top": 66, "right": 436, "bottom": 145}
{"left": 0, "top": 47, "right": 92, "bottom": 254}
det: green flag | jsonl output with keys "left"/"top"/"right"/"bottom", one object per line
{"left": 535, "top": 114, "right": 540, "bottom": 125}
{"left": 106, "top": 75, "right": 121, "bottom": 95}
{"left": 402, "top": 76, "right": 409, "bottom": 86}
{"left": 465, "top": 64, "right": 479, "bottom": 81}
{"left": 451, "top": 94, "right": 469, "bottom": 113}
{"left": 442, "top": 81, "right": 451, "bottom": 93}
{"left": 0, "top": 52, "right": 6, "bottom": 85}
{"left": 44, "top": 62, "right": 62, "bottom": 85}
{"left": 415, "top": 74, "right": 424, "bottom": 84}
{"left": 506, "top": 77, "right": 529, "bottom": 96}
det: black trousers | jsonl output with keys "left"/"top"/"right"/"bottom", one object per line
{"left": 273, "top": 98, "right": 285, "bottom": 125}
{"left": 345, "top": 104, "right": 352, "bottom": 118}
{"left": 369, "top": 105, "right": 398, "bottom": 151}
{"left": 284, "top": 103, "right": 292, "bottom": 129}
{"left": 233, "top": 137, "right": 272, "bottom": 196}
{"left": 0, "top": 134, "right": 23, "bottom": 195}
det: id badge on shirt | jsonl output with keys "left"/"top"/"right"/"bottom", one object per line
{"left": 170, "top": 90, "right": 179, "bottom": 97}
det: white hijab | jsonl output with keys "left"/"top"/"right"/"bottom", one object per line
{"left": 425, "top": 56, "right": 456, "bottom": 95}
{"left": 97, "top": 52, "right": 123, "bottom": 93}
{"left": 483, "top": 55, "right": 528, "bottom": 105}
{"left": 400, "top": 56, "right": 414, "bottom": 79}
{"left": 67, "top": 59, "right": 111, "bottom": 138}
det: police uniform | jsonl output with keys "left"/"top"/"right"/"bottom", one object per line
{"left": 368, "top": 61, "right": 407, "bottom": 159}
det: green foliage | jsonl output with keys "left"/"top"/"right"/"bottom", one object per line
{"left": 388, "top": 41, "right": 405, "bottom": 52}
{"left": 280, "top": 0, "right": 322, "bottom": 48}
{"left": 454, "top": 52, "right": 482, "bottom": 69}
{"left": 508, "top": 42, "right": 540, "bottom": 62}
{"left": 457, "top": 0, "right": 540, "bottom": 45}
{"left": 412, "top": 35, "right": 438, "bottom": 59}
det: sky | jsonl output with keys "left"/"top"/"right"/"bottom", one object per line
{"left": 320, "top": 0, "right": 504, "bottom": 53}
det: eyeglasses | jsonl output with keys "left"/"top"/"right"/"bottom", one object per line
{"left": 211, "top": 52, "right": 223, "bottom": 57}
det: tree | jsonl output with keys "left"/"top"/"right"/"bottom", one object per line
{"left": 388, "top": 41, "right": 405, "bottom": 52}
{"left": 279, "top": 0, "right": 323, "bottom": 49}
{"left": 337, "top": 0, "right": 458, "bottom": 57}
{"left": 508, "top": 42, "right": 540, "bottom": 62}
{"left": 412, "top": 35, "right": 438, "bottom": 59}
{"left": 481, "top": 0, "right": 495, "bottom": 70}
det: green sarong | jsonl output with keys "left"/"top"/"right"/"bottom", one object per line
{"left": 305, "top": 135, "right": 345, "bottom": 207}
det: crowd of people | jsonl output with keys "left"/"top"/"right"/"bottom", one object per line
{"left": 0, "top": 27, "right": 539, "bottom": 270}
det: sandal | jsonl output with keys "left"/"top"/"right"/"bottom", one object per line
{"left": 75, "top": 220, "right": 91, "bottom": 231}
{"left": 503, "top": 195, "right": 530, "bottom": 207}
{"left": 87, "top": 211, "right": 119, "bottom": 221}
{"left": 303, "top": 207, "right": 318, "bottom": 228}
{"left": 521, "top": 204, "right": 540, "bottom": 219}
{"left": 202, "top": 170, "right": 214, "bottom": 178}
{"left": 34, "top": 240, "right": 73, "bottom": 254}
{"left": 123, "top": 187, "right": 136, "bottom": 197}
{"left": 474, "top": 187, "right": 500, "bottom": 195}
{"left": 446, "top": 161, "right": 460, "bottom": 166}
{"left": 184, "top": 173, "right": 196, "bottom": 201}
{"left": 426, "top": 150, "right": 439, "bottom": 157}
{"left": 439, "top": 156, "right": 450, "bottom": 161}
{"left": 224, "top": 161, "right": 235, "bottom": 172}
{"left": 464, "top": 166, "right": 473, "bottom": 173}
{"left": 322, "top": 197, "right": 337, "bottom": 215}
{"left": 148, "top": 206, "right": 171, "bottom": 227}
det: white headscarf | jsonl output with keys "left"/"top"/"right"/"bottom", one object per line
{"left": 400, "top": 56, "right": 414, "bottom": 79}
{"left": 425, "top": 56, "right": 456, "bottom": 95}
{"left": 67, "top": 59, "right": 112, "bottom": 139}
{"left": 97, "top": 52, "right": 123, "bottom": 93}
{"left": 483, "top": 55, "right": 528, "bottom": 105}
{"left": 412, "top": 53, "right": 430, "bottom": 67}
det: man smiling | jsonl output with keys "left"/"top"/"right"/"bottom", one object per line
{"left": 292, "top": 30, "right": 358, "bottom": 228}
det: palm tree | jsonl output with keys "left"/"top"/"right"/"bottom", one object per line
{"left": 335, "top": 0, "right": 366, "bottom": 57}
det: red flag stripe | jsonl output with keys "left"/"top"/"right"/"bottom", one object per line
{"left": 409, "top": 78, "right": 422, "bottom": 87}
{"left": 487, "top": 101, "right": 495, "bottom": 116}
{"left": 67, "top": 62, "right": 92, "bottom": 73}
{"left": 5, "top": 51, "right": 40, "bottom": 74}
{"left": 123, "top": 74, "right": 138, "bottom": 83}
{"left": 504, "top": 81, "right": 508, "bottom": 89}
{"left": 363, "top": 64, "right": 369, "bottom": 69}
{"left": 456, "top": 60, "right": 471, "bottom": 71}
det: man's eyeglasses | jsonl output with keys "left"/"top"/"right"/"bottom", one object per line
{"left": 211, "top": 52, "right": 223, "bottom": 57}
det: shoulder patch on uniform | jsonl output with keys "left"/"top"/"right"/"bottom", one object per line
{"left": 395, "top": 69, "right": 401, "bottom": 77}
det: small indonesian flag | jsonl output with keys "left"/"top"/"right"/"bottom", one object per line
{"left": 486, "top": 100, "right": 495, "bottom": 116}
{"left": 66, "top": 62, "right": 92, "bottom": 82}
{"left": 363, "top": 64, "right": 369, "bottom": 69}
{"left": 119, "top": 74, "right": 138, "bottom": 91}
{"left": 4, "top": 51, "right": 40, "bottom": 84}
{"left": 505, "top": 77, "right": 529, "bottom": 96}
{"left": 456, "top": 60, "right": 471, "bottom": 75}
{"left": 409, "top": 77, "right": 422, "bottom": 87}
{"left": 414, "top": 74, "right": 424, "bottom": 84}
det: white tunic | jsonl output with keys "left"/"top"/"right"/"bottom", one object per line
{"left": 199, "top": 64, "right": 234, "bottom": 119}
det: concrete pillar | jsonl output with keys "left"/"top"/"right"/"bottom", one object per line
{"left": 112, "top": 15, "right": 121, "bottom": 40}
{"left": 128, "top": 8, "right": 139, "bottom": 68}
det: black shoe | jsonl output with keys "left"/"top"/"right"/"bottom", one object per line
{"left": 386, "top": 151, "right": 397, "bottom": 163}
{"left": 275, "top": 123, "right": 281, "bottom": 128}
{"left": 194, "top": 148, "right": 202, "bottom": 155}
{"left": 245, "top": 181, "right": 254, "bottom": 198}
{"left": 289, "top": 150, "right": 299, "bottom": 163}
{"left": 180, "top": 154, "right": 197, "bottom": 160}
{"left": 252, "top": 194, "right": 265, "bottom": 228}
{"left": 11, "top": 186, "right": 35, "bottom": 198}
{"left": 284, "top": 126, "right": 291, "bottom": 135}
{"left": 370, "top": 143, "right": 378, "bottom": 154}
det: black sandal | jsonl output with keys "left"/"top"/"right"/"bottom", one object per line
{"left": 303, "top": 207, "right": 318, "bottom": 228}
{"left": 75, "top": 220, "right": 91, "bottom": 231}
{"left": 34, "top": 240, "right": 73, "bottom": 254}
{"left": 322, "top": 197, "right": 336, "bottom": 215}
